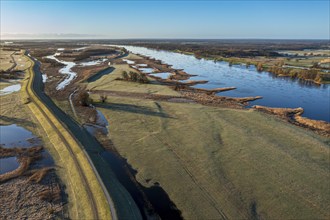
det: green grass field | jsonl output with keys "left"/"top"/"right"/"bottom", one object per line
{"left": 95, "top": 94, "right": 330, "bottom": 219}
{"left": 87, "top": 63, "right": 181, "bottom": 96}
{"left": 87, "top": 56, "right": 330, "bottom": 219}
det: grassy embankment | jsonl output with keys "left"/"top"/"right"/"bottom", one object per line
{"left": 21, "top": 57, "right": 112, "bottom": 219}
{"left": 88, "top": 60, "right": 330, "bottom": 219}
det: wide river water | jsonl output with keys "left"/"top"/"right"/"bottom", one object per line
{"left": 114, "top": 45, "right": 330, "bottom": 122}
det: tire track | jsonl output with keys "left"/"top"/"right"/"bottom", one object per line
{"left": 139, "top": 101, "right": 229, "bottom": 219}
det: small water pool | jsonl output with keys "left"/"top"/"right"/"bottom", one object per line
{"left": 138, "top": 68, "right": 155, "bottom": 74}
{"left": 79, "top": 58, "right": 108, "bottom": 66}
{"left": 123, "top": 59, "right": 135, "bottom": 64}
{"left": 149, "top": 72, "right": 172, "bottom": 79}
{"left": 0, "top": 84, "right": 21, "bottom": 96}
{"left": 0, "top": 124, "right": 54, "bottom": 173}
{"left": 0, "top": 124, "right": 40, "bottom": 147}
{"left": 0, "top": 157, "right": 20, "bottom": 175}
{"left": 83, "top": 110, "right": 109, "bottom": 136}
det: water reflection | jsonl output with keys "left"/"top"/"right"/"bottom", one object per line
{"left": 114, "top": 45, "right": 329, "bottom": 122}
{"left": 0, "top": 157, "right": 19, "bottom": 175}
{"left": 0, "top": 124, "right": 54, "bottom": 173}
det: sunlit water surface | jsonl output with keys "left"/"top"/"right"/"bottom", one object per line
{"left": 113, "top": 45, "right": 329, "bottom": 122}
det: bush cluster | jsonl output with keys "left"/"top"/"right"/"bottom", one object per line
{"left": 268, "top": 66, "right": 322, "bottom": 82}
{"left": 122, "top": 71, "right": 149, "bottom": 83}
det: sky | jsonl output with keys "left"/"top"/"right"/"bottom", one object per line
{"left": 1, "top": 0, "right": 329, "bottom": 39}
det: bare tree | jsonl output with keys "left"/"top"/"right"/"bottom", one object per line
{"left": 100, "top": 94, "right": 108, "bottom": 103}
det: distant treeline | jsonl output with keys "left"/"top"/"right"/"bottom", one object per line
{"left": 72, "top": 49, "right": 117, "bottom": 61}
{"left": 127, "top": 43, "right": 282, "bottom": 58}
{"left": 42, "top": 58, "right": 65, "bottom": 67}
{"left": 102, "top": 39, "right": 329, "bottom": 58}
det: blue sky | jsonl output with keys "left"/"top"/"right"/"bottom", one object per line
{"left": 1, "top": 0, "right": 329, "bottom": 39}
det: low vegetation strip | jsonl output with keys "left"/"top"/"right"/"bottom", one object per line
{"left": 23, "top": 57, "right": 112, "bottom": 219}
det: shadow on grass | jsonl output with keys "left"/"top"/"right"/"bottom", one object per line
{"left": 0, "top": 115, "right": 36, "bottom": 127}
{"left": 94, "top": 103, "right": 174, "bottom": 118}
{"left": 85, "top": 67, "right": 114, "bottom": 83}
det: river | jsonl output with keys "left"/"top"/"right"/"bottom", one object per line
{"left": 112, "top": 45, "right": 330, "bottom": 122}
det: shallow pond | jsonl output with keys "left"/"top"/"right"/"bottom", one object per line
{"left": 115, "top": 45, "right": 330, "bottom": 122}
{"left": 0, "top": 124, "right": 40, "bottom": 147}
{"left": 0, "top": 157, "right": 19, "bottom": 175}
{"left": 84, "top": 110, "right": 109, "bottom": 136}
{"left": 137, "top": 67, "right": 155, "bottom": 74}
{"left": 136, "top": 64, "right": 148, "bottom": 67}
{"left": 79, "top": 58, "right": 107, "bottom": 67}
{"left": 0, "top": 84, "right": 21, "bottom": 96}
{"left": 122, "top": 59, "right": 135, "bottom": 64}
{"left": 0, "top": 124, "right": 54, "bottom": 173}
{"left": 150, "top": 72, "right": 172, "bottom": 79}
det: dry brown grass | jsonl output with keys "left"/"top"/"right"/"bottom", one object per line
{"left": 0, "top": 146, "right": 44, "bottom": 182}
{"left": 253, "top": 105, "right": 304, "bottom": 117}
{"left": 295, "top": 115, "right": 330, "bottom": 132}
{"left": 36, "top": 185, "right": 61, "bottom": 203}
{"left": 28, "top": 167, "right": 54, "bottom": 183}
{"left": 253, "top": 105, "right": 330, "bottom": 135}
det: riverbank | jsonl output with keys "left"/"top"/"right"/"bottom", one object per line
{"left": 111, "top": 45, "right": 329, "bottom": 122}
{"left": 84, "top": 52, "right": 330, "bottom": 219}
{"left": 87, "top": 50, "right": 330, "bottom": 134}
{"left": 116, "top": 42, "right": 330, "bottom": 84}
{"left": 93, "top": 92, "right": 330, "bottom": 219}
{"left": 13, "top": 42, "right": 329, "bottom": 219}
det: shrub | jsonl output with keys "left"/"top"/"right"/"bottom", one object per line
{"left": 129, "top": 71, "right": 138, "bottom": 82}
{"left": 78, "top": 91, "right": 90, "bottom": 106}
{"left": 100, "top": 94, "right": 107, "bottom": 103}
{"left": 256, "top": 62, "right": 264, "bottom": 72}
{"left": 122, "top": 71, "right": 129, "bottom": 80}
{"left": 138, "top": 73, "right": 149, "bottom": 83}
{"left": 122, "top": 71, "right": 149, "bottom": 83}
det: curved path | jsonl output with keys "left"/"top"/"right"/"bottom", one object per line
{"left": 26, "top": 53, "right": 142, "bottom": 220}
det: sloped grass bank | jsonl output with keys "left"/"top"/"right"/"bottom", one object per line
{"left": 98, "top": 95, "right": 330, "bottom": 219}
{"left": 23, "top": 60, "right": 112, "bottom": 220}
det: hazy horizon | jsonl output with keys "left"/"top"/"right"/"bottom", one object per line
{"left": 1, "top": 0, "right": 329, "bottom": 40}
